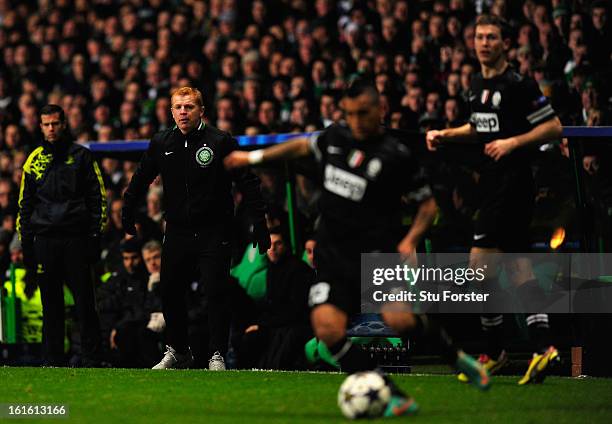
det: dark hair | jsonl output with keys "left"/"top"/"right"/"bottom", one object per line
{"left": 40, "top": 104, "right": 65, "bottom": 122}
{"left": 120, "top": 238, "right": 142, "bottom": 254}
{"left": 269, "top": 226, "right": 284, "bottom": 237}
{"left": 269, "top": 225, "right": 290, "bottom": 246}
{"left": 475, "top": 14, "right": 512, "bottom": 41}
{"left": 344, "top": 78, "right": 379, "bottom": 102}
{"left": 591, "top": 0, "right": 608, "bottom": 11}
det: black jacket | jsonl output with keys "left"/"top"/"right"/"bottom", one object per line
{"left": 17, "top": 138, "right": 108, "bottom": 243}
{"left": 97, "top": 267, "right": 151, "bottom": 333}
{"left": 258, "top": 255, "right": 313, "bottom": 329}
{"left": 123, "top": 123, "right": 266, "bottom": 229}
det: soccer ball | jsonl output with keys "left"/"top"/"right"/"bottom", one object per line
{"left": 337, "top": 371, "right": 391, "bottom": 419}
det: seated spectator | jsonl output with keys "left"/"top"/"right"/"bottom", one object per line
{"left": 141, "top": 240, "right": 164, "bottom": 336}
{"left": 303, "top": 237, "right": 316, "bottom": 269}
{"left": 97, "top": 238, "right": 161, "bottom": 367}
{"left": 232, "top": 227, "right": 313, "bottom": 370}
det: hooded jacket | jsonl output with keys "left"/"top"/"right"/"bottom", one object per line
{"left": 17, "top": 137, "right": 108, "bottom": 244}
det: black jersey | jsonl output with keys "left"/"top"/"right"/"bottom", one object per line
{"left": 468, "top": 67, "right": 557, "bottom": 169}
{"left": 309, "top": 124, "right": 431, "bottom": 252}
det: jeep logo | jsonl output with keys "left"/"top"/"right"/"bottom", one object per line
{"left": 471, "top": 112, "right": 500, "bottom": 133}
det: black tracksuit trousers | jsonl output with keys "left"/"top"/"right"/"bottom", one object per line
{"left": 34, "top": 235, "right": 101, "bottom": 365}
{"left": 160, "top": 224, "right": 232, "bottom": 358}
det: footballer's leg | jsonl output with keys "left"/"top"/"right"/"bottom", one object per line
{"left": 310, "top": 303, "right": 376, "bottom": 373}
{"left": 309, "top": 274, "right": 418, "bottom": 417}
{"left": 153, "top": 231, "right": 195, "bottom": 369}
{"left": 506, "top": 257, "right": 559, "bottom": 385}
{"left": 456, "top": 246, "right": 508, "bottom": 382}
{"left": 384, "top": 311, "right": 490, "bottom": 391}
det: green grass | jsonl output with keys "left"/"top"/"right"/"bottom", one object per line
{"left": 0, "top": 368, "right": 611, "bottom": 423}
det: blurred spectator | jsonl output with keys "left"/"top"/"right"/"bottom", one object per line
{"left": 97, "top": 238, "right": 160, "bottom": 367}
{"left": 234, "top": 227, "right": 313, "bottom": 370}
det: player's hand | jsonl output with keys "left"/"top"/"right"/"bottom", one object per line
{"left": 110, "top": 329, "right": 118, "bottom": 350}
{"left": 252, "top": 220, "right": 271, "bottom": 254}
{"left": 224, "top": 151, "right": 250, "bottom": 169}
{"left": 121, "top": 206, "right": 137, "bottom": 235}
{"left": 397, "top": 237, "right": 418, "bottom": 267}
{"left": 425, "top": 130, "right": 444, "bottom": 151}
{"left": 147, "top": 312, "right": 166, "bottom": 333}
{"left": 484, "top": 137, "right": 518, "bottom": 161}
{"left": 245, "top": 325, "right": 259, "bottom": 334}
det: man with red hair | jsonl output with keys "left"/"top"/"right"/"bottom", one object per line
{"left": 123, "top": 87, "right": 270, "bottom": 370}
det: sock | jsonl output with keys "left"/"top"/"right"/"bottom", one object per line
{"left": 328, "top": 337, "right": 376, "bottom": 374}
{"left": 525, "top": 313, "right": 550, "bottom": 353}
{"left": 480, "top": 314, "right": 504, "bottom": 358}
{"left": 516, "top": 279, "right": 551, "bottom": 353}
{"left": 400, "top": 314, "right": 458, "bottom": 364}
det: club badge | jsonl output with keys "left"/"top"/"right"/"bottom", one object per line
{"left": 491, "top": 91, "right": 501, "bottom": 108}
{"left": 347, "top": 149, "right": 365, "bottom": 168}
{"left": 366, "top": 158, "right": 382, "bottom": 179}
{"left": 481, "top": 89, "right": 490, "bottom": 104}
{"left": 195, "top": 146, "right": 214, "bottom": 167}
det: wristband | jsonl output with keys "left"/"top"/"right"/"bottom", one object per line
{"left": 248, "top": 149, "right": 264, "bottom": 164}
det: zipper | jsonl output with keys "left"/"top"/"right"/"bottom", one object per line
{"left": 184, "top": 137, "right": 191, "bottom": 226}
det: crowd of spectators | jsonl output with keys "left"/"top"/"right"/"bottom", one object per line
{"left": 1, "top": 0, "right": 611, "bottom": 366}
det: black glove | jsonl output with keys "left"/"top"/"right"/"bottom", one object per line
{"left": 252, "top": 220, "right": 271, "bottom": 254}
{"left": 87, "top": 234, "right": 101, "bottom": 264}
{"left": 121, "top": 206, "right": 137, "bottom": 235}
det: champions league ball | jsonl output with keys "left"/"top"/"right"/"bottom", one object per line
{"left": 337, "top": 371, "right": 391, "bottom": 419}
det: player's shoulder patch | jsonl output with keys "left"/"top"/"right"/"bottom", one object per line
{"left": 23, "top": 146, "right": 45, "bottom": 173}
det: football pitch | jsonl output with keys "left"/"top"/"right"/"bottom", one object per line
{"left": 1, "top": 368, "right": 611, "bottom": 423}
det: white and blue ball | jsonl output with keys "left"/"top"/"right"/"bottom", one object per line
{"left": 337, "top": 371, "right": 391, "bottom": 419}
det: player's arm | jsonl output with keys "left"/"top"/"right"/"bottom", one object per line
{"left": 484, "top": 116, "right": 562, "bottom": 161}
{"left": 425, "top": 123, "right": 477, "bottom": 151}
{"left": 224, "top": 137, "right": 312, "bottom": 169}
{"left": 397, "top": 196, "right": 437, "bottom": 256}
{"left": 16, "top": 153, "right": 38, "bottom": 268}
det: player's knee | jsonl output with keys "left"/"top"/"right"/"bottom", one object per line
{"left": 311, "top": 305, "right": 347, "bottom": 345}
{"left": 382, "top": 311, "right": 415, "bottom": 333}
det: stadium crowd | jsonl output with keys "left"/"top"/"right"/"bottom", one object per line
{"left": 0, "top": 0, "right": 611, "bottom": 368}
